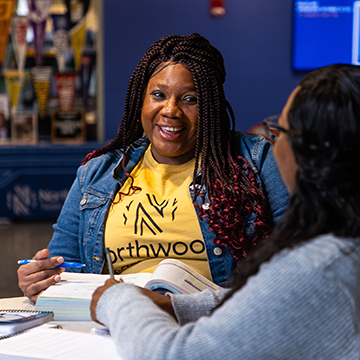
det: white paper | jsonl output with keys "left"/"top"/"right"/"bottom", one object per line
{"left": 0, "top": 327, "right": 122, "bottom": 360}
{"left": 60, "top": 272, "right": 152, "bottom": 289}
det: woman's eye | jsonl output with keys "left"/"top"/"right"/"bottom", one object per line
{"left": 183, "top": 96, "right": 197, "bottom": 104}
{"left": 151, "top": 91, "right": 165, "bottom": 99}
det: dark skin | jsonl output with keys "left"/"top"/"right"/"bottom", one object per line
{"left": 17, "top": 249, "right": 65, "bottom": 303}
{"left": 90, "top": 279, "right": 176, "bottom": 325}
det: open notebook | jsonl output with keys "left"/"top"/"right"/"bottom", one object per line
{"left": 0, "top": 327, "right": 122, "bottom": 360}
{"left": 36, "top": 258, "right": 221, "bottom": 321}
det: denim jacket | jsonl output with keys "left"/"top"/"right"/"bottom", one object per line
{"left": 48, "top": 132, "right": 289, "bottom": 286}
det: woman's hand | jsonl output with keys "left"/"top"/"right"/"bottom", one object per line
{"left": 91, "top": 278, "right": 121, "bottom": 324}
{"left": 17, "top": 249, "right": 65, "bottom": 304}
{"left": 140, "top": 288, "right": 176, "bottom": 319}
{"left": 90, "top": 278, "right": 176, "bottom": 326}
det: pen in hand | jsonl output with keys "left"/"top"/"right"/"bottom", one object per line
{"left": 17, "top": 259, "right": 85, "bottom": 268}
{"left": 105, "top": 247, "right": 114, "bottom": 279}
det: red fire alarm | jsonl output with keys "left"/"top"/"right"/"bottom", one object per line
{"left": 210, "top": 0, "right": 226, "bottom": 18}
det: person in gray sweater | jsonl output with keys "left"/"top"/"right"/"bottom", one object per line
{"left": 91, "top": 64, "right": 360, "bottom": 359}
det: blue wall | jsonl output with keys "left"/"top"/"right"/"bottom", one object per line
{"left": 103, "top": 0, "right": 305, "bottom": 140}
{"left": 0, "top": 144, "right": 102, "bottom": 220}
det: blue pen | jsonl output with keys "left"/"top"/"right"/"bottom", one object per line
{"left": 17, "top": 259, "right": 85, "bottom": 268}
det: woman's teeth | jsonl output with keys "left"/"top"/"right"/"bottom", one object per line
{"left": 161, "top": 126, "right": 183, "bottom": 133}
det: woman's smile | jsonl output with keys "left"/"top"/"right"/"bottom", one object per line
{"left": 157, "top": 124, "right": 186, "bottom": 140}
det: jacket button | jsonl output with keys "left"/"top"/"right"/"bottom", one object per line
{"left": 80, "top": 194, "right": 88, "bottom": 206}
{"left": 202, "top": 203, "right": 210, "bottom": 210}
{"left": 213, "top": 247, "right": 222, "bottom": 256}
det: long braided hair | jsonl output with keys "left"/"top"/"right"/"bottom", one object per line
{"left": 84, "top": 33, "right": 272, "bottom": 260}
{"left": 219, "top": 64, "right": 360, "bottom": 304}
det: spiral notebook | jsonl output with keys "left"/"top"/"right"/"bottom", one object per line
{"left": 0, "top": 309, "right": 53, "bottom": 336}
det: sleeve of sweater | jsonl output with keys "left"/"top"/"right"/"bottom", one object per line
{"left": 169, "top": 288, "right": 230, "bottom": 325}
{"left": 96, "top": 245, "right": 358, "bottom": 360}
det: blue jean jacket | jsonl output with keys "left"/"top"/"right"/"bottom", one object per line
{"left": 48, "top": 132, "right": 289, "bottom": 286}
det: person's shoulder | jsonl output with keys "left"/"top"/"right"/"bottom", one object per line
{"left": 83, "top": 151, "right": 122, "bottom": 172}
{"left": 297, "top": 234, "right": 360, "bottom": 269}
{"left": 232, "top": 131, "right": 271, "bottom": 151}
{"left": 74, "top": 151, "right": 121, "bottom": 190}
{"left": 231, "top": 131, "right": 273, "bottom": 168}
{"left": 250, "top": 235, "right": 360, "bottom": 301}
{"left": 78, "top": 137, "right": 149, "bottom": 182}
{"left": 268, "top": 234, "right": 360, "bottom": 280}
{"left": 233, "top": 130, "right": 264, "bottom": 142}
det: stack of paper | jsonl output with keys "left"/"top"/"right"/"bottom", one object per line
{"left": 35, "top": 272, "right": 151, "bottom": 321}
{"left": 35, "top": 282, "right": 100, "bottom": 321}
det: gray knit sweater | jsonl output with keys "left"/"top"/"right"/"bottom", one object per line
{"left": 96, "top": 234, "right": 360, "bottom": 359}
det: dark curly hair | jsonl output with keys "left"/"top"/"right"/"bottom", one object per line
{"left": 220, "top": 64, "right": 360, "bottom": 304}
{"left": 83, "top": 33, "right": 272, "bottom": 261}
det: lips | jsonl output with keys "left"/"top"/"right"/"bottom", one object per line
{"left": 159, "top": 125, "right": 185, "bottom": 134}
{"left": 157, "top": 124, "right": 185, "bottom": 140}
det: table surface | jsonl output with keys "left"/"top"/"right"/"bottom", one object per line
{"left": 0, "top": 297, "right": 105, "bottom": 333}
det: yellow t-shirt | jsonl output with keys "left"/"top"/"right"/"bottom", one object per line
{"left": 104, "top": 146, "right": 211, "bottom": 279}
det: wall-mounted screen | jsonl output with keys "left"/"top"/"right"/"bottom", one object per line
{"left": 292, "top": 1, "right": 359, "bottom": 71}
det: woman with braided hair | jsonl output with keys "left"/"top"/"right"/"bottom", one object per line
{"left": 91, "top": 64, "right": 360, "bottom": 359}
{"left": 18, "top": 33, "right": 288, "bottom": 303}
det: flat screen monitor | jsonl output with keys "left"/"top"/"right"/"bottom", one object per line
{"left": 292, "top": 1, "right": 360, "bottom": 71}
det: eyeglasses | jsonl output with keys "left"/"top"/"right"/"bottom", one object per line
{"left": 262, "top": 115, "right": 290, "bottom": 142}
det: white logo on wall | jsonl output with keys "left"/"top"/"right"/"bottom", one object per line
{"left": 6, "top": 184, "right": 68, "bottom": 216}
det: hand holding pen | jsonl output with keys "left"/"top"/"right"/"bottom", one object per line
{"left": 17, "top": 248, "right": 82, "bottom": 304}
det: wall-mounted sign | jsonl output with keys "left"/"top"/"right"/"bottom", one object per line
{"left": 51, "top": 108, "right": 85, "bottom": 143}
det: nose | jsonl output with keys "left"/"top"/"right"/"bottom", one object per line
{"left": 159, "top": 97, "right": 182, "bottom": 118}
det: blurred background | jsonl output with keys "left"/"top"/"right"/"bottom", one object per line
{"left": 0, "top": 0, "right": 354, "bottom": 297}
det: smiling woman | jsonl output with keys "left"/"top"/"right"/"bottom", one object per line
{"left": 18, "top": 34, "right": 289, "bottom": 303}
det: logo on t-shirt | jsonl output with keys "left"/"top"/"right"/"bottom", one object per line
{"left": 123, "top": 194, "right": 178, "bottom": 236}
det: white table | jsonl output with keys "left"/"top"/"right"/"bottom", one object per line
{"left": 0, "top": 297, "right": 106, "bottom": 333}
